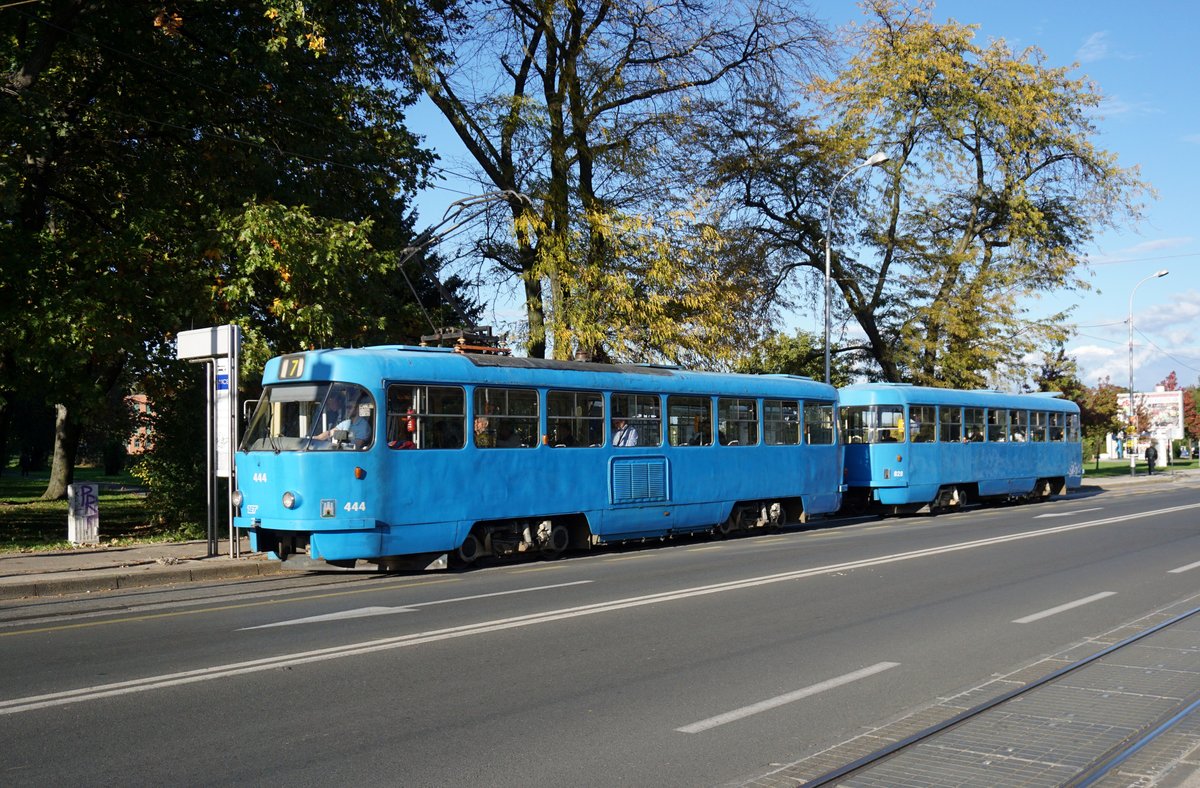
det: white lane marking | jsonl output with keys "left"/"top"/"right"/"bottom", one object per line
{"left": 239, "top": 580, "right": 592, "bottom": 630}
{"left": 676, "top": 662, "right": 900, "bottom": 734}
{"left": 1169, "top": 560, "right": 1200, "bottom": 574}
{"left": 1013, "top": 592, "right": 1116, "bottom": 624}
{"left": 4, "top": 503, "right": 1197, "bottom": 715}
{"left": 244, "top": 606, "right": 414, "bottom": 628}
{"left": 1035, "top": 507, "right": 1103, "bottom": 519}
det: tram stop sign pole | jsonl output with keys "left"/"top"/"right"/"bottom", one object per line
{"left": 175, "top": 325, "right": 242, "bottom": 558}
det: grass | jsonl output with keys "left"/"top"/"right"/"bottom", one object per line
{"left": 1081, "top": 457, "right": 1199, "bottom": 478}
{"left": 0, "top": 465, "right": 203, "bottom": 553}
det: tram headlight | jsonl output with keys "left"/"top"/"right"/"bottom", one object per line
{"left": 282, "top": 491, "right": 297, "bottom": 509}
{"left": 231, "top": 490, "right": 244, "bottom": 507}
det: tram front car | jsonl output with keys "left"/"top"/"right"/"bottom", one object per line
{"left": 233, "top": 349, "right": 431, "bottom": 570}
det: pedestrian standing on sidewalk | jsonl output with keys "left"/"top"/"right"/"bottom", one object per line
{"left": 1145, "top": 442, "right": 1159, "bottom": 475}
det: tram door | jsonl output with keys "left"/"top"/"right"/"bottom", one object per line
{"left": 904, "top": 405, "right": 939, "bottom": 489}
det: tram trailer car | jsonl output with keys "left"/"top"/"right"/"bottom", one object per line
{"left": 233, "top": 345, "right": 843, "bottom": 570}
{"left": 839, "top": 383, "right": 1083, "bottom": 514}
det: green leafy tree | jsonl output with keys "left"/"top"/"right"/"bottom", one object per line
{"left": 734, "top": 330, "right": 856, "bottom": 386}
{"left": 828, "top": 0, "right": 1151, "bottom": 385}
{"left": 1079, "top": 376, "right": 1124, "bottom": 463}
{"left": 2, "top": 1, "right": 448, "bottom": 499}
{"left": 405, "top": 0, "right": 830, "bottom": 363}
{"left": 693, "top": 0, "right": 1150, "bottom": 385}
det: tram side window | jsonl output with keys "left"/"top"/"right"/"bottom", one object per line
{"left": 964, "top": 408, "right": 985, "bottom": 442}
{"left": 386, "top": 384, "right": 464, "bottom": 449}
{"left": 668, "top": 396, "right": 712, "bottom": 446}
{"left": 1011, "top": 410, "right": 1029, "bottom": 442}
{"left": 988, "top": 409, "right": 1009, "bottom": 442}
{"left": 1030, "top": 411, "right": 1047, "bottom": 442}
{"left": 764, "top": 400, "right": 800, "bottom": 445}
{"left": 910, "top": 405, "right": 937, "bottom": 443}
{"left": 940, "top": 406, "right": 962, "bottom": 443}
{"left": 1068, "top": 413, "right": 1081, "bottom": 443}
{"left": 1049, "top": 412, "right": 1066, "bottom": 442}
{"left": 805, "top": 401, "right": 835, "bottom": 445}
{"left": 474, "top": 387, "right": 538, "bottom": 449}
{"left": 718, "top": 398, "right": 758, "bottom": 446}
{"left": 611, "top": 393, "right": 661, "bottom": 447}
{"left": 839, "top": 405, "right": 901, "bottom": 444}
{"left": 548, "top": 390, "right": 603, "bottom": 447}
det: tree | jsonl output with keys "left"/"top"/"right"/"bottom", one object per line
{"left": 694, "top": 0, "right": 1151, "bottom": 385}
{"left": 734, "top": 330, "right": 856, "bottom": 386}
{"left": 405, "top": 0, "right": 830, "bottom": 363}
{"left": 1183, "top": 387, "right": 1199, "bottom": 444}
{"left": 1158, "top": 371, "right": 1180, "bottom": 391}
{"left": 1078, "top": 376, "right": 1123, "bottom": 464}
{"left": 1033, "top": 343, "right": 1085, "bottom": 401}
{"left": 2, "top": 2, "right": 447, "bottom": 498}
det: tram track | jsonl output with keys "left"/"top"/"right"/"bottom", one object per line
{"left": 770, "top": 603, "right": 1200, "bottom": 787}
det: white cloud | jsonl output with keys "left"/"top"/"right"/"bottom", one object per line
{"left": 1076, "top": 31, "right": 1110, "bottom": 63}
{"left": 1156, "top": 290, "right": 1200, "bottom": 329}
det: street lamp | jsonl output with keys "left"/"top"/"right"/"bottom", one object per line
{"left": 1127, "top": 268, "right": 1169, "bottom": 476}
{"left": 824, "top": 151, "right": 889, "bottom": 384}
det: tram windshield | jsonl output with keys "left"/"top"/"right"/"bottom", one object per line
{"left": 840, "top": 405, "right": 906, "bottom": 444}
{"left": 240, "top": 382, "right": 376, "bottom": 452}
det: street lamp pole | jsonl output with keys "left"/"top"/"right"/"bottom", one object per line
{"left": 824, "top": 151, "right": 889, "bottom": 384}
{"left": 1127, "top": 269, "right": 1169, "bottom": 476}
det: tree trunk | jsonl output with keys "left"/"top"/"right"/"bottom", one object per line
{"left": 522, "top": 263, "right": 547, "bottom": 359}
{"left": 0, "top": 398, "right": 8, "bottom": 479}
{"left": 41, "top": 403, "right": 80, "bottom": 500}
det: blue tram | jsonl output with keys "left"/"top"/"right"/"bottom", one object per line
{"left": 233, "top": 345, "right": 843, "bottom": 569}
{"left": 838, "top": 383, "right": 1083, "bottom": 513}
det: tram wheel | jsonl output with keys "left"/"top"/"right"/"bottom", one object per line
{"left": 541, "top": 524, "right": 570, "bottom": 558}
{"left": 953, "top": 486, "right": 966, "bottom": 510}
{"left": 455, "top": 533, "right": 482, "bottom": 566}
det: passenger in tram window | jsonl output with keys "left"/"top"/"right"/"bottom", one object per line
{"left": 388, "top": 430, "right": 416, "bottom": 450}
{"left": 553, "top": 425, "right": 576, "bottom": 447}
{"left": 612, "top": 417, "right": 639, "bottom": 447}
{"left": 497, "top": 423, "right": 521, "bottom": 447}
{"left": 474, "top": 416, "right": 494, "bottom": 448}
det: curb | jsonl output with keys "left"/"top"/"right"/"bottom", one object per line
{"left": 0, "top": 559, "right": 288, "bottom": 601}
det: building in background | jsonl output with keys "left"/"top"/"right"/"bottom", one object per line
{"left": 126, "top": 393, "right": 154, "bottom": 454}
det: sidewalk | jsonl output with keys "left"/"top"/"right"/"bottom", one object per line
{"left": 1, "top": 467, "right": 1196, "bottom": 602}
{"left": 0, "top": 537, "right": 286, "bottom": 601}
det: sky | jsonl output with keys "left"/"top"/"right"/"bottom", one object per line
{"left": 407, "top": 1, "right": 1200, "bottom": 392}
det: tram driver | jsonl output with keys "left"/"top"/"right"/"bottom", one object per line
{"left": 315, "top": 401, "right": 374, "bottom": 448}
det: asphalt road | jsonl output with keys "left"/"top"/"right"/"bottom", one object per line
{"left": 2, "top": 482, "right": 1199, "bottom": 786}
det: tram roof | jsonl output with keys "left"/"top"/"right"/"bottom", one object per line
{"left": 262, "top": 345, "right": 838, "bottom": 399}
{"left": 839, "top": 383, "right": 1079, "bottom": 413}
